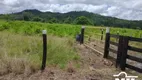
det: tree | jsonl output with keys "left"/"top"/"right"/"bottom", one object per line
{"left": 49, "top": 18, "right": 58, "bottom": 23}
{"left": 22, "top": 12, "right": 32, "bottom": 21}
{"left": 64, "top": 17, "right": 72, "bottom": 24}
{"left": 5, "top": 14, "right": 9, "bottom": 21}
{"left": 74, "top": 16, "right": 93, "bottom": 25}
{"left": 32, "top": 17, "right": 42, "bottom": 22}
{"left": 14, "top": 15, "right": 24, "bottom": 20}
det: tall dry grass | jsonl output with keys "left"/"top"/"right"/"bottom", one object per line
{"left": 0, "top": 31, "right": 79, "bottom": 75}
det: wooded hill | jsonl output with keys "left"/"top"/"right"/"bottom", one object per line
{"left": 0, "top": 9, "right": 142, "bottom": 29}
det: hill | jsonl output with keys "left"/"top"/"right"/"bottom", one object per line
{"left": 0, "top": 9, "right": 142, "bottom": 29}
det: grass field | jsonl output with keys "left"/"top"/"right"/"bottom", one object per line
{"left": 0, "top": 31, "right": 79, "bottom": 75}
{"left": 0, "top": 20, "right": 142, "bottom": 76}
{"left": 0, "top": 20, "right": 81, "bottom": 38}
{"left": 0, "top": 20, "right": 142, "bottom": 38}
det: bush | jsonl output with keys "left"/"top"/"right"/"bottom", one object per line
{"left": 32, "top": 17, "right": 43, "bottom": 22}
{"left": 0, "top": 23, "right": 10, "bottom": 31}
{"left": 74, "top": 16, "right": 93, "bottom": 25}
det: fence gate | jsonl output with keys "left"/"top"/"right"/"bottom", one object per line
{"left": 104, "top": 28, "right": 142, "bottom": 73}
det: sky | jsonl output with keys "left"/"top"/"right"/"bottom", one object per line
{"left": 0, "top": 0, "right": 142, "bottom": 20}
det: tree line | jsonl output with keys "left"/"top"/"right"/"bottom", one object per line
{"left": 0, "top": 9, "right": 142, "bottom": 29}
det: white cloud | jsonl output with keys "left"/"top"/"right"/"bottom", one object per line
{"left": 0, "top": 0, "right": 142, "bottom": 20}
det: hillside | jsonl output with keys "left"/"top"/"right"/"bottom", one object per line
{"left": 0, "top": 9, "right": 142, "bottom": 29}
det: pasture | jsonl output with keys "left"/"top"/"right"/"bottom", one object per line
{"left": 0, "top": 20, "right": 142, "bottom": 80}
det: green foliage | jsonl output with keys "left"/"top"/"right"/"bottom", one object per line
{"left": 0, "top": 20, "right": 81, "bottom": 37}
{"left": 32, "top": 17, "right": 42, "bottom": 22}
{"left": 0, "top": 23, "right": 10, "bottom": 31}
{"left": 86, "top": 28, "right": 142, "bottom": 41}
{"left": 0, "top": 20, "right": 142, "bottom": 73}
{"left": 49, "top": 18, "right": 58, "bottom": 23}
{"left": 22, "top": 12, "right": 33, "bottom": 21}
{"left": 0, "top": 9, "right": 142, "bottom": 29}
{"left": 4, "top": 14, "right": 10, "bottom": 21}
{"left": 74, "top": 16, "right": 93, "bottom": 25}
{"left": 0, "top": 20, "right": 142, "bottom": 39}
{"left": 64, "top": 17, "right": 72, "bottom": 24}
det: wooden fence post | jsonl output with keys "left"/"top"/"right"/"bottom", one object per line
{"left": 116, "top": 31, "right": 119, "bottom": 42}
{"left": 101, "top": 29, "right": 104, "bottom": 40}
{"left": 120, "top": 36, "right": 129, "bottom": 71}
{"left": 80, "top": 26, "right": 85, "bottom": 44}
{"left": 41, "top": 30, "right": 47, "bottom": 71}
{"left": 116, "top": 36, "right": 123, "bottom": 68}
{"left": 104, "top": 27, "right": 110, "bottom": 58}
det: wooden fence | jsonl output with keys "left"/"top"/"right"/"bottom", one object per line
{"left": 104, "top": 28, "right": 142, "bottom": 73}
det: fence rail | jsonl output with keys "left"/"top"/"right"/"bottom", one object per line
{"left": 126, "top": 64, "right": 142, "bottom": 73}
{"left": 129, "top": 37, "right": 142, "bottom": 42}
{"left": 109, "top": 48, "right": 117, "bottom": 53}
{"left": 103, "top": 28, "right": 142, "bottom": 73}
{"left": 127, "top": 55, "right": 142, "bottom": 63}
{"left": 110, "top": 34, "right": 119, "bottom": 38}
{"left": 128, "top": 46, "right": 142, "bottom": 53}
{"left": 80, "top": 27, "right": 142, "bottom": 73}
{"left": 109, "top": 41, "right": 118, "bottom": 46}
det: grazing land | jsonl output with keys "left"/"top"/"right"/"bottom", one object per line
{"left": 0, "top": 20, "right": 142, "bottom": 80}
{"left": 0, "top": 20, "right": 142, "bottom": 38}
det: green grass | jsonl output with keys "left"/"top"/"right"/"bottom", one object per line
{"left": 0, "top": 20, "right": 142, "bottom": 47}
{"left": 0, "top": 31, "right": 79, "bottom": 75}
{"left": 0, "top": 20, "right": 81, "bottom": 38}
{"left": 0, "top": 20, "right": 142, "bottom": 39}
{"left": 0, "top": 20, "right": 142, "bottom": 75}
{"left": 0, "top": 20, "right": 142, "bottom": 48}
{"left": 85, "top": 27, "right": 142, "bottom": 39}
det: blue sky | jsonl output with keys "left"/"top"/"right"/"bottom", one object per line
{"left": 0, "top": 0, "right": 142, "bottom": 20}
